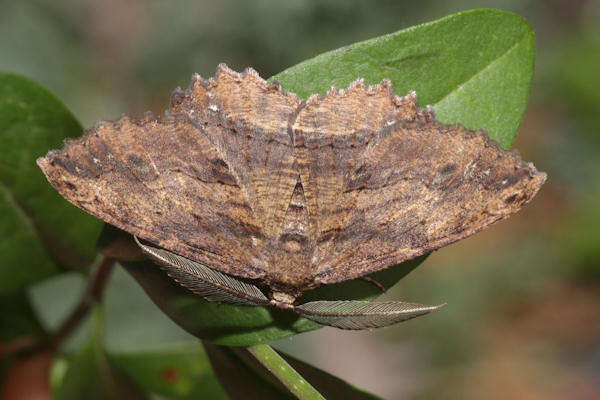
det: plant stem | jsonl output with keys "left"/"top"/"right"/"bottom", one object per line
{"left": 0, "top": 256, "right": 116, "bottom": 358}
{"left": 246, "top": 344, "right": 326, "bottom": 400}
{"left": 50, "top": 256, "right": 116, "bottom": 348}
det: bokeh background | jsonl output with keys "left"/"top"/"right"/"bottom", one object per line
{"left": 1, "top": 0, "right": 599, "bottom": 398}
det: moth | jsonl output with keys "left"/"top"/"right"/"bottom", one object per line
{"left": 37, "top": 64, "right": 546, "bottom": 330}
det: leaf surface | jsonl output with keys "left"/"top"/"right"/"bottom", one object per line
{"left": 111, "top": 345, "right": 228, "bottom": 400}
{"left": 0, "top": 72, "right": 103, "bottom": 294}
{"left": 52, "top": 309, "right": 147, "bottom": 400}
{"left": 272, "top": 8, "right": 534, "bottom": 149}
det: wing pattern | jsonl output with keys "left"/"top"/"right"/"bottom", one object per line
{"left": 38, "top": 65, "right": 546, "bottom": 293}
{"left": 290, "top": 84, "right": 545, "bottom": 286}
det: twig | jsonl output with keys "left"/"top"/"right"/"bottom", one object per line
{"left": 246, "top": 344, "right": 326, "bottom": 400}
{"left": 50, "top": 256, "right": 116, "bottom": 348}
{"left": 0, "top": 336, "right": 41, "bottom": 358}
{"left": 0, "top": 256, "right": 116, "bottom": 358}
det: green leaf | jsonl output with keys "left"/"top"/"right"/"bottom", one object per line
{"left": 120, "top": 259, "right": 321, "bottom": 346}
{"left": 52, "top": 342, "right": 148, "bottom": 400}
{"left": 0, "top": 291, "right": 44, "bottom": 342}
{"left": 0, "top": 291, "right": 46, "bottom": 380}
{"left": 0, "top": 72, "right": 103, "bottom": 294}
{"left": 110, "top": 345, "right": 228, "bottom": 400}
{"left": 272, "top": 8, "right": 534, "bottom": 149}
{"left": 121, "top": 257, "right": 422, "bottom": 346}
{"left": 204, "top": 343, "right": 381, "bottom": 400}
{"left": 52, "top": 308, "right": 148, "bottom": 400}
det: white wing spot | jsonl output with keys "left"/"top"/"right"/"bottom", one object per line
{"left": 386, "top": 119, "right": 396, "bottom": 126}
{"left": 463, "top": 161, "right": 477, "bottom": 178}
{"left": 209, "top": 104, "right": 219, "bottom": 112}
{"left": 147, "top": 154, "right": 160, "bottom": 175}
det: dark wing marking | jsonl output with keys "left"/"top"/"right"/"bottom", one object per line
{"left": 295, "top": 300, "right": 443, "bottom": 330}
{"left": 135, "top": 237, "right": 269, "bottom": 306}
{"left": 307, "top": 95, "right": 546, "bottom": 285}
{"left": 37, "top": 114, "right": 267, "bottom": 279}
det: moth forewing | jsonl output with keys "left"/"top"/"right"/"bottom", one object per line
{"left": 294, "top": 300, "right": 444, "bottom": 330}
{"left": 135, "top": 237, "right": 270, "bottom": 306}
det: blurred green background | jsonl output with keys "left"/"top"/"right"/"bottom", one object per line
{"left": 1, "top": 0, "right": 599, "bottom": 398}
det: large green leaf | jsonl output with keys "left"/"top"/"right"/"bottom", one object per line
{"left": 0, "top": 291, "right": 44, "bottom": 342}
{"left": 110, "top": 345, "right": 228, "bottom": 400}
{"left": 272, "top": 8, "right": 534, "bottom": 149}
{"left": 0, "top": 72, "right": 103, "bottom": 294}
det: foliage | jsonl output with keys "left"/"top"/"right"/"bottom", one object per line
{"left": 0, "top": 73, "right": 102, "bottom": 295}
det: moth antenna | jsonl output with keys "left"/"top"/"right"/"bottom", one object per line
{"left": 134, "top": 237, "right": 270, "bottom": 307}
{"left": 294, "top": 300, "right": 444, "bottom": 330}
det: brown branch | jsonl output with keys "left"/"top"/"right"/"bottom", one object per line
{"left": 0, "top": 256, "right": 116, "bottom": 359}
{"left": 50, "top": 256, "right": 116, "bottom": 348}
{"left": 0, "top": 336, "right": 41, "bottom": 358}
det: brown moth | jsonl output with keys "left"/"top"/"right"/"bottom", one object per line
{"left": 37, "top": 64, "right": 546, "bottom": 330}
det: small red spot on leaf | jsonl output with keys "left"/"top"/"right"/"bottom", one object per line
{"left": 160, "top": 367, "right": 180, "bottom": 383}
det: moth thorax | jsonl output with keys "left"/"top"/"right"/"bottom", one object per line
{"left": 270, "top": 291, "right": 296, "bottom": 309}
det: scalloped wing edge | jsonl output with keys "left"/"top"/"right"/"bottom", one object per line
{"left": 169, "top": 64, "right": 540, "bottom": 176}
{"left": 38, "top": 64, "right": 535, "bottom": 188}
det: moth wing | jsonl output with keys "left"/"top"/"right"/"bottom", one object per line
{"left": 37, "top": 114, "right": 267, "bottom": 279}
{"left": 313, "top": 108, "right": 546, "bottom": 284}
